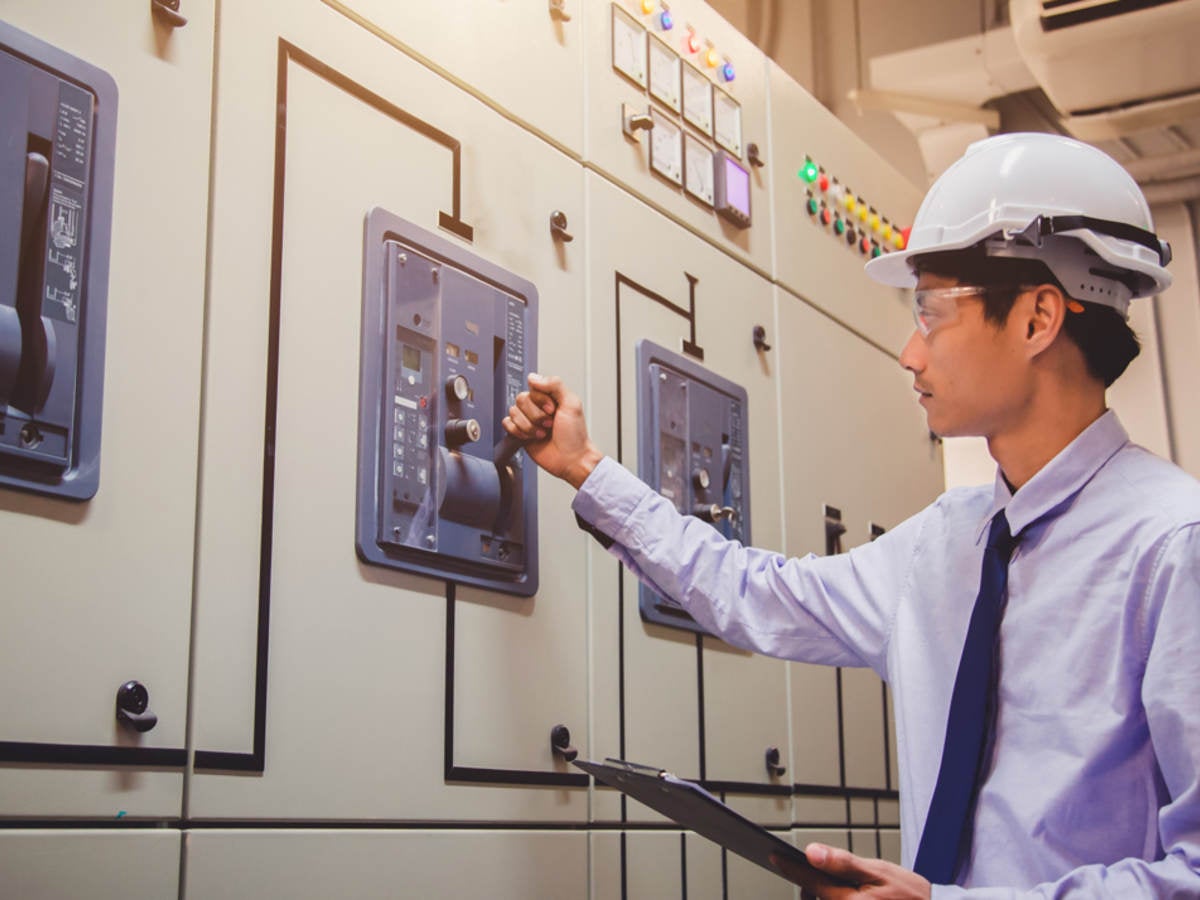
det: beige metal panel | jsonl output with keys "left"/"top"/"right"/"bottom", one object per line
{"left": 686, "top": 833, "right": 726, "bottom": 900}
{"left": 583, "top": 0, "right": 774, "bottom": 274}
{"left": 793, "top": 828, "right": 851, "bottom": 851}
{"left": 879, "top": 828, "right": 903, "bottom": 864}
{"left": 841, "top": 667, "right": 888, "bottom": 790}
{"left": 191, "top": 1, "right": 587, "bottom": 821}
{"left": 849, "top": 797, "right": 875, "bottom": 826}
{"left": 849, "top": 828, "right": 880, "bottom": 858}
{"left": 185, "top": 829, "right": 586, "bottom": 899}
{"left": 586, "top": 172, "right": 785, "bottom": 816}
{"left": 316, "top": 0, "right": 585, "bottom": 156}
{"left": 725, "top": 847, "right": 795, "bottom": 899}
{"left": 0, "top": 769, "right": 182, "bottom": 820}
{"left": 0, "top": 830, "right": 179, "bottom": 900}
{"left": 767, "top": 59, "right": 922, "bottom": 354}
{"left": 790, "top": 661, "right": 841, "bottom": 786}
{"left": 777, "top": 286, "right": 942, "bottom": 797}
{"left": 878, "top": 797, "right": 900, "bottom": 828}
{"left": 0, "top": 0, "right": 212, "bottom": 812}
{"left": 793, "top": 795, "right": 847, "bottom": 827}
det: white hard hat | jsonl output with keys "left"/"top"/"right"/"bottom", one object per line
{"left": 865, "top": 133, "right": 1172, "bottom": 317}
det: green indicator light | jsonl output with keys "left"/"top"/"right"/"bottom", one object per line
{"left": 799, "top": 160, "right": 819, "bottom": 183}
{"left": 833, "top": 218, "right": 845, "bottom": 235}
{"left": 871, "top": 245, "right": 882, "bottom": 259}
{"left": 806, "top": 197, "right": 819, "bottom": 215}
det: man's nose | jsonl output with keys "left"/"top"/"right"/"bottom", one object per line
{"left": 899, "top": 329, "right": 926, "bottom": 373}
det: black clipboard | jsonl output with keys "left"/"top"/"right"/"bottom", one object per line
{"left": 575, "top": 758, "right": 841, "bottom": 884}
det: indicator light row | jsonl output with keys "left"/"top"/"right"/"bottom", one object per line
{"left": 636, "top": 1, "right": 736, "bottom": 82}
{"left": 799, "top": 156, "right": 909, "bottom": 256}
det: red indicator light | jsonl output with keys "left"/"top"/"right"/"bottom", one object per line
{"left": 817, "top": 174, "right": 829, "bottom": 192}
{"left": 687, "top": 30, "right": 701, "bottom": 53}
{"left": 820, "top": 207, "right": 833, "bottom": 226}
{"left": 419, "top": 396, "right": 428, "bottom": 408}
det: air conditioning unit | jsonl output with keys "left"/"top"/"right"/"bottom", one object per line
{"left": 1010, "top": 0, "right": 1200, "bottom": 126}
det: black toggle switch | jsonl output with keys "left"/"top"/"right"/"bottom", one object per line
{"left": 445, "top": 418, "right": 481, "bottom": 446}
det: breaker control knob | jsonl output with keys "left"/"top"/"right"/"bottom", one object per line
{"left": 550, "top": 724, "right": 578, "bottom": 762}
{"left": 445, "top": 418, "right": 482, "bottom": 446}
{"left": 693, "top": 468, "right": 711, "bottom": 491}
{"left": 765, "top": 746, "right": 787, "bottom": 778}
{"left": 446, "top": 374, "right": 470, "bottom": 402}
{"left": 693, "top": 503, "right": 736, "bottom": 523}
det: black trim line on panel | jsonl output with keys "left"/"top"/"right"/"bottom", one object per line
{"left": 0, "top": 743, "right": 186, "bottom": 768}
{"left": 194, "top": 38, "right": 480, "bottom": 774}
{"left": 443, "top": 581, "right": 588, "bottom": 788}
{"left": 791, "top": 784, "right": 899, "bottom": 800}
{"left": 682, "top": 273, "right": 704, "bottom": 360}
{"left": 696, "top": 634, "right": 706, "bottom": 781}
{"left": 881, "top": 682, "right": 893, "bottom": 791}
{"left": 680, "top": 831, "right": 688, "bottom": 899}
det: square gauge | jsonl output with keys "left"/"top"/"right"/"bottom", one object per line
{"left": 649, "top": 110, "right": 683, "bottom": 185}
{"left": 713, "top": 88, "right": 742, "bottom": 157}
{"left": 611, "top": 4, "right": 647, "bottom": 88}
{"left": 681, "top": 62, "right": 713, "bottom": 136}
{"left": 648, "top": 34, "right": 681, "bottom": 112}
{"left": 714, "top": 150, "right": 751, "bottom": 228}
{"left": 684, "top": 134, "right": 714, "bottom": 207}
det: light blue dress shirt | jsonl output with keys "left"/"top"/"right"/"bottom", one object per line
{"left": 572, "top": 411, "right": 1200, "bottom": 897}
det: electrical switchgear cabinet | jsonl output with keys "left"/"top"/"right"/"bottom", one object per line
{"left": 0, "top": 22, "right": 116, "bottom": 500}
{"left": 357, "top": 208, "right": 539, "bottom": 596}
{"left": 636, "top": 339, "right": 751, "bottom": 632}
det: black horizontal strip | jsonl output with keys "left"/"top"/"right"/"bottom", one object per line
{"left": 0, "top": 741, "right": 185, "bottom": 768}
{"left": 1042, "top": 0, "right": 1180, "bottom": 31}
{"left": 792, "top": 783, "right": 899, "bottom": 800}
{"left": 194, "top": 750, "right": 262, "bottom": 773}
{"left": 700, "top": 780, "right": 793, "bottom": 797}
{"left": 446, "top": 765, "right": 589, "bottom": 789}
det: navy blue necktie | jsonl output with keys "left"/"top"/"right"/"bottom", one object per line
{"left": 913, "top": 509, "right": 1018, "bottom": 884}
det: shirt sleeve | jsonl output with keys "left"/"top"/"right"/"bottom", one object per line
{"left": 932, "top": 523, "right": 1200, "bottom": 898}
{"left": 571, "top": 455, "right": 928, "bottom": 676}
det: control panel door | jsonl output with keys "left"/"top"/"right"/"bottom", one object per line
{"left": 0, "top": 4, "right": 213, "bottom": 818}
{"left": 586, "top": 172, "right": 789, "bottom": 826}
{"left": 777, "top": 287, "right": 942, "bottom": 801}
{"left": 190, "top": 3, "right": 587, "bottom": 823}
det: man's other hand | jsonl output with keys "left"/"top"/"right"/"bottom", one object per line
{"left": 502, "top": 373, "right": 603, "bottom": 489}
{"left": 770, "top": 844, "right": 931, "bottom": 900}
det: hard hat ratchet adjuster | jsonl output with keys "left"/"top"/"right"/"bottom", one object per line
{"left": 1007, "top": 215, "right": 1171, "bottom": 267}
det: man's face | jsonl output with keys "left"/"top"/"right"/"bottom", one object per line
{"left": 899, "top": 273, "right": 1032, "bottom": 439}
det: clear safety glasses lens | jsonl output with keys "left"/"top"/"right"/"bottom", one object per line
{"left": 912, "top": 286, "right": 981, "bottom": 337}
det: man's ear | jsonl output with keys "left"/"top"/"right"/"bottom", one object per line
{"left": 1023, "top": 284, "right": 1067, "bottom": 359}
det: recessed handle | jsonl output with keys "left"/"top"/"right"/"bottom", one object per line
{"left": 151, "top": 0, "right": 188, "bottom": 27}
{"left": 549, "top": 0, "right": 571, "bottom": 22}
{"left": 551, "top": 724, "right": 578, "bottom": 762}
{"left": 115, "top": 681, "right": 158, "bottom": 733}
{"left": 765, "top": 746, "right": 786, "bottom": 778}
{"left": 747, "top": 142, "right": 765, "bottom": 168}
{"left": 550, "top": 210, "right": 574, "bottom": 243}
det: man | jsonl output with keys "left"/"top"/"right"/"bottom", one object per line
{"left": 503, "top": 133, "right": 1200, "bottom": 897}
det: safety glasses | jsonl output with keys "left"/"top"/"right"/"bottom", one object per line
{"left": 911, "top": 285, "right": 983, "bottom": 337}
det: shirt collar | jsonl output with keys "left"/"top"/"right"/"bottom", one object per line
{"left": 974, "top": 410, "right": 1130, "bottom": 544}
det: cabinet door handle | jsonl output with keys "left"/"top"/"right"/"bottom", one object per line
{"left": 151, "top": 0, "right": 188, "bottom": 28}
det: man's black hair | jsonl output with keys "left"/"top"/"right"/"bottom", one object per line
{"left": 912, "top": 246, "right": 1140, "bottom": 387}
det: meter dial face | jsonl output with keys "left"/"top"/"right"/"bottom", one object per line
{"left": 682, "top": 62, "right": 713, "bottom": 136}
{"left": 713, "top": 88, "right": 742, "bottom": 157}
{"left": 684, "top": 134, "right": 714, "bottom": 206}
{"left": 612, "top": 5, "right": 647, "bottom": 88}
{"left": 648, "top": 35, "right": 681, "bottom": 112}
{"left": 649, "top": 110, "right": 683, "bottom": 185}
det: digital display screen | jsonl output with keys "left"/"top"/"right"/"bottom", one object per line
{"left": 402, "top": 344, "right": 421, "bottom": 371}
{"left": 722, "top": 156, "right": 750, "bottom": 218}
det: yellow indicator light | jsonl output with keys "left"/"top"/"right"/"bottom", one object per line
{"left": 844, "top": 195, "right": 856, "bottom": 212}
{"left": 705, "top": 47, "right": 720, "bottom": 67}
{"left": 869, "top": 213, "right": 881, "bottom": 230}
{"left": 856, "top": 204, "right": 868, "bottom": 221}
{"left": 882, "top": 224, "right": 893, "bottom": 240}
{"left": 641, "top": 0, "right": 655, "bottom": 13}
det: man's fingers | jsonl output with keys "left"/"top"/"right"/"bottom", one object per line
{"left": 506, "top": 405, "right": 540, "bottom": 437}
{"left": 804, "top": 844, "right": 878, "bottom": 884}
{"left": 528, "top": 372, "right": 568, "bottom": 406}
{"left": 514, "top": 392, "right": 552, "bottom": 427}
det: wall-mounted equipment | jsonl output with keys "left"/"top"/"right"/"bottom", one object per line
{"left": 0, "top": 22, "right": 117, "bottom": 501}
{"left": 636, "top": 340, "right": 749, "bottom": 633}
{"left": 357, "top": 209, "right": 539, "bottom": 596}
